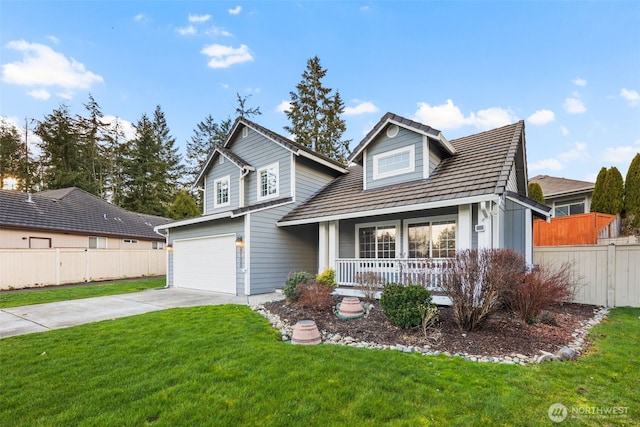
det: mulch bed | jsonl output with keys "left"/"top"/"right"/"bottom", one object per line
{"left": 263, "top": 297, "right": 597, "bottom": 357}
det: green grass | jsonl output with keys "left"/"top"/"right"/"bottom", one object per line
{"left": 1, "top": 305, "right": 638, "bottom": 426}
{"left": 0, "top": 278, "right": 165, "bottom": 308}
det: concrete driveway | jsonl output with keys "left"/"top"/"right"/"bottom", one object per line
{"left": 0, "top": 288, "right": 282, "bottom": 339}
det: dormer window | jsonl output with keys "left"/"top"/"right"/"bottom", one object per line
{"left": 372, "top": 145, "right": 415, "bottom": 180}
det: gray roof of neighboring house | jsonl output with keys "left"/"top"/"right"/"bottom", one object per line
{"left": 279, "top": 120, "right": 526, "bottom": 225}
{"left": 529, "top": 175, "right": 594, "bottom": 198}
{"left": 0, "top": 187, "right": 171, "bottom": 241}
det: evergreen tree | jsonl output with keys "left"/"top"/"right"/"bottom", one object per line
{"left": 590, "top": 167, "right": 609, "bottom": 213}
{"left": 235, "top": 92, "right": 261, "bottom": 118}
{"left": 185, "top": 115, "right": 232, "bottom": 185}
{"left": 103, "top": 117, "right": 127, "bottom": 206}
{"left": 624, "top": 153, "right": 640, "bottom": 229}
{"left": 527, "top": 182, "right": 545, "bottom": 205}
{"left": 284, "top": 56, "right": 349, "bottom": 163}
{"left": 36, "top": 104, "right": 92, "bottom": 191}
{"left": 168, "top": 189, "right": 200, "bottom": 220}
{"left": 76, "top": 94, "right": 108, "bottom": 196}
{"left": 0, "top": 119, "right": 28, "bottom": 190}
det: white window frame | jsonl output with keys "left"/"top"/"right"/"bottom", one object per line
{"left": 355, "top": 220, "right": 401, "bottom": 259}
{"left": 257, "top": 162, "right": 279, "bottom": 201}
{"left": 372, "top": 145, "right": 415, "bottom": 180}
{"left": 152, "top": 241, "right": 164, "bottom": 250}
{"left": 553, "top": 199, "right": 585, "bottom": 217}
{"left": 403, "top": 216, "right": 457, "bottom": 258}
{"left": 214, "top": 175, "right": 231, "bottom": 208}
{"left": 88, "top": 236, "right": 107, "bottom": 249}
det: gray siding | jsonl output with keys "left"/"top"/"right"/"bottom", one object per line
{"left": 249, "top": 205, "right": 318, "bottom": 294}
{"left": 365, "top": 127, "right": 424, "bottom": 190}
{"left": 168, "top": 217, "right": 245, "bottom": 294}
{"left": 506, "top": 166, "right": 519, "bottom": 192}
{"left": 204, "top": 159, "right": 242, "bottom": 215}
{"left": 503, "top": 198, "right": 526, "bottom": 256}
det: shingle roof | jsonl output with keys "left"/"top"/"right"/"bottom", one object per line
{"left": 279, "top": 120, "right": 525, "bottom": 224}
{"left": 529, "top": 175, "right": 594, "bottom": 198}
{"left": 0, "top": 188, "right": 171, "bottom": 240}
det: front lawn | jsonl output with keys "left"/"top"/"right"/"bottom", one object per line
{"left": 0, "top": 305, "right": 637, "bottom": 426}
{"left": 0, "top": 278, "right": 165, "bottom": 308}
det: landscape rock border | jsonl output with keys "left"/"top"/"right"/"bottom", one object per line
{"left": 252, "top": 303, "right": 609, "bottom": 365}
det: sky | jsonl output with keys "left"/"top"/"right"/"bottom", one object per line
{"left": 1, "top": 1, "right": 639, "bottom": 183}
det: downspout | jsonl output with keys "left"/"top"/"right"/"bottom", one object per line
{"left": 240, "top": 167, "right": 251, "bottom": 208}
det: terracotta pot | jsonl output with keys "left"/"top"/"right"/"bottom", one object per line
{"left": 337, "top": 296, "right": 364, "bottom": 319}
{"left": 291, "top": 320, "right": 321, "bottom": 345}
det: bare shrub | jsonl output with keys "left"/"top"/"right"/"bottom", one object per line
{"left": 297, "top": 280, "right": 334, "bottom": 311}
{"left": 441, "top": 249, "right": 526, "bottom": 331}
{"left": 355, "top": 272, "right": 385, "bottom": 301}
{"left": 418, "top": 303, "right": 440, "bottom": 338}
{"left": 505, "top": 262, "right": 577, "bottom": 324}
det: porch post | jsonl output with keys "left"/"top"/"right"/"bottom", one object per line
{"left": 477, "top": 200, "right": 493, "bottom": 249}
{"left": 328, "top": 220, "right": 338, "bottom": 271}
{"left": 458, "top": 204, "right": 472, "bottom": 250}
{"left": 318, "top": 222, "right": 329, "bottom": 273}
{"left": 524, "top": 208, "right": 533, "bottom": 264}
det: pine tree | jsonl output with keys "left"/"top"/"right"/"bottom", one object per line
{"left": 624, "top": 153, "right": 640, "bottom": 229}
{"left": 590, "top": 167, "right": 608, "bottom": 213}
{"left": 168, "top": 189, "right": 200, "bottom": 220}
{"left": 185, "top": 115, "right": 232, "bottom": 184}
{"left": 605, "top": 167, "right": 624, "bottom": 215}
{"left": 284, "top": 56, "right": 349, "bottom": 162}
{"left": 527, "top": 182, "right": 545, "bottom": 204}
{"left": 76, "top": 94, "right": 108, "bottom": 196}
{"left": 0, "top": 119, "right": 28, "bottom": 190}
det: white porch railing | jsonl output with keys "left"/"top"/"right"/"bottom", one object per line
{"left": 335, "top": 258, "right": 452, "bottom": 291}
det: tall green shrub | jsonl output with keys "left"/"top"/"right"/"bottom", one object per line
{"left": 528, "top": 182, "right": 545, "bottom": 205}
{"left": 591, "top": 166, "right": 624, "bottom": 215}
{"left": 590, "top": 167, "right": 608, "bottom": 213}
{"left": 624, "top": 153, "right": 640, "bottom": 230}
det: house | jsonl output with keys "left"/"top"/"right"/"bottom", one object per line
{"left": 156, "top": 113, "right": 550, "bottom": 295}
{"left": 528, "top": 175, "right": 594, "bottom": 217}
{"left": 0, "top": 187, "right": 171, "bottom": 249}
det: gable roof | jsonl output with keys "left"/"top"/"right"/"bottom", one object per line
{"left": 529, "top": 175, "right": 594, "bottom": 198}
{"left": 348, "top": 112, "right": 456, "bottom": 163}
{"left": 195, "top": 116, "right": 348, "bottom": 186}
{"left": 0, "top": 188, "right": 171, "bottom": 241}
{"left": 279, "top": 120, "right": 527, "bottom": 225}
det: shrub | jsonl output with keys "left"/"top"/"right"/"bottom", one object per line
{"left": 379, "top": 283, "right": 433, "bottom": 329}
{"left": 316, "top": 269, "right": 337, "bottom": 288}
{"left": 355, "top": 271, "right": 385, "bottom": 301}
{"left": 441, "top": 249, "right": 526, "bottom": 331}
{"left": 284, "top": 271, "right": 315, "bottom": 302}
{"left": 297, "top": 280, "right": 335, "bottom": 311}
{"left": 504, "top": 262, "right": 576, "bottom": 324}
{"left": 418, "top": 303, "right": 440, "bottom": 338}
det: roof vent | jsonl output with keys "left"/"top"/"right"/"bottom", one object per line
{"left": 26, "top": 193, "right": 34, "bottom": 203}
{"left": 103, "top": 213, "right": 107, "bottom": 220}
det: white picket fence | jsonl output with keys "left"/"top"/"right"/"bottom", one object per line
{"left": 534, "top": 244, "right": 640, "bottom": 307}
{"left": 0, "top": 248, "right": 166, "bottom": 290}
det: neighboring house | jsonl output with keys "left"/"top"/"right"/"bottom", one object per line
{"left": 529, "top": 175, "right": 594, "bottom": 217}
{"left": 156, "top": 113, "right": 550, "bottom": 295}
{"left": 0, "top": 187, "right": 171, "bottom": 249}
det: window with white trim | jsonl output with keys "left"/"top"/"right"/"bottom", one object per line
{"left": 554, "top": 199, "right": 585, "bottom": 217}
{"left": 258, "top": 163, "right": 279, "bottom": 200}
{"left": 356, "top": 222, "right": 399, "bottom": 259}
{"left": 372, "top": 145, "right": 415, "bottom": 180}
{"left": 214, "top": 175, "right": 230, "bottom": 208}
{"left": 152, "top": 241, "right": 164, "bottom": 250}
{"left": 88, "top": 236, "right": 107, "bottom": 249}
{"left": 406, "top": 219, "right": 456, "bottom": 258}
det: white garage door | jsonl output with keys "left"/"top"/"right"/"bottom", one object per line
{"left": 173, "top": 235, "right": 236, "bottom": 293}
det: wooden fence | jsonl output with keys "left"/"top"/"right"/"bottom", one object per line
{"left": 533, "top": 213, "right": 617, "bottom": 246}
{"left": 534, "top": 244, "right": 640, "bottom": 307}
{"left": 0, "top": 248, "right": 166, "bottom": 290}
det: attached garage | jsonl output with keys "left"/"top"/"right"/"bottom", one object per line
{"left": 172, "top": 234, "right": 236, "bottom": 294}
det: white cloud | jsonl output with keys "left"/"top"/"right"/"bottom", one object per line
{"left": 189, "top": 14, "right": 211, "bottom": 23}
{"left": 103, "top": 115, "right": 137, "bottom": 142}
{"left": 177, "top": 25, "right": 197, "bottom": 36}
{"left": 134, "top": 14, "right": 145, "bottom": 21}
{"left": 220, "top": 83, "right": 229, "bottom": 89}
{"left": 204, "top": 26, "right": 233, "bottom": 37}
{"left": 561, "top": 126, "right": 569, "bottom": 136}
{"left": 276, "top": 100, "right": 291, "bottom": 113}
{"left": 529, "top": 158, "right": 563, "bottom": 171}
{"left": 27, "top": 88, "right": 50, "bottom": 100}
{"left": 573, "top": 78, "right": 587, "bottom": 86}
{"left": 344, "top": 101, "right": 378, "bottom": 116}
{"left": 201, "top": 44, "right": 253, "bottom": 68}
{"left": 47, "top": 35, "right": 60, "bottom": 44}
{"left": 558, "top": 142, "right": 588, "bottom": 162}
{"left": 603, "top": 145, "right": 640, "bottom": 164}
{"left": 527, "top": 109, "right": 555, "bottom": 125}
{"left": 413, "top": 99, "right": 516, "bottom": 130}
{"left": 2, "top": 40, "right": 103, "bottom": 95}
{"left": 620, "top": 88, "right": 640, "bottom": 106}
{"left": 563, "top": 97, "right": 586, "bottom": 114}
{"left": 228, "top": 6, "right": 242, "bottom": 15}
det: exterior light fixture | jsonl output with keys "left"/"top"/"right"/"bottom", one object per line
{"left": 235, "top": 236, "right": 244, "bottom": 247}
